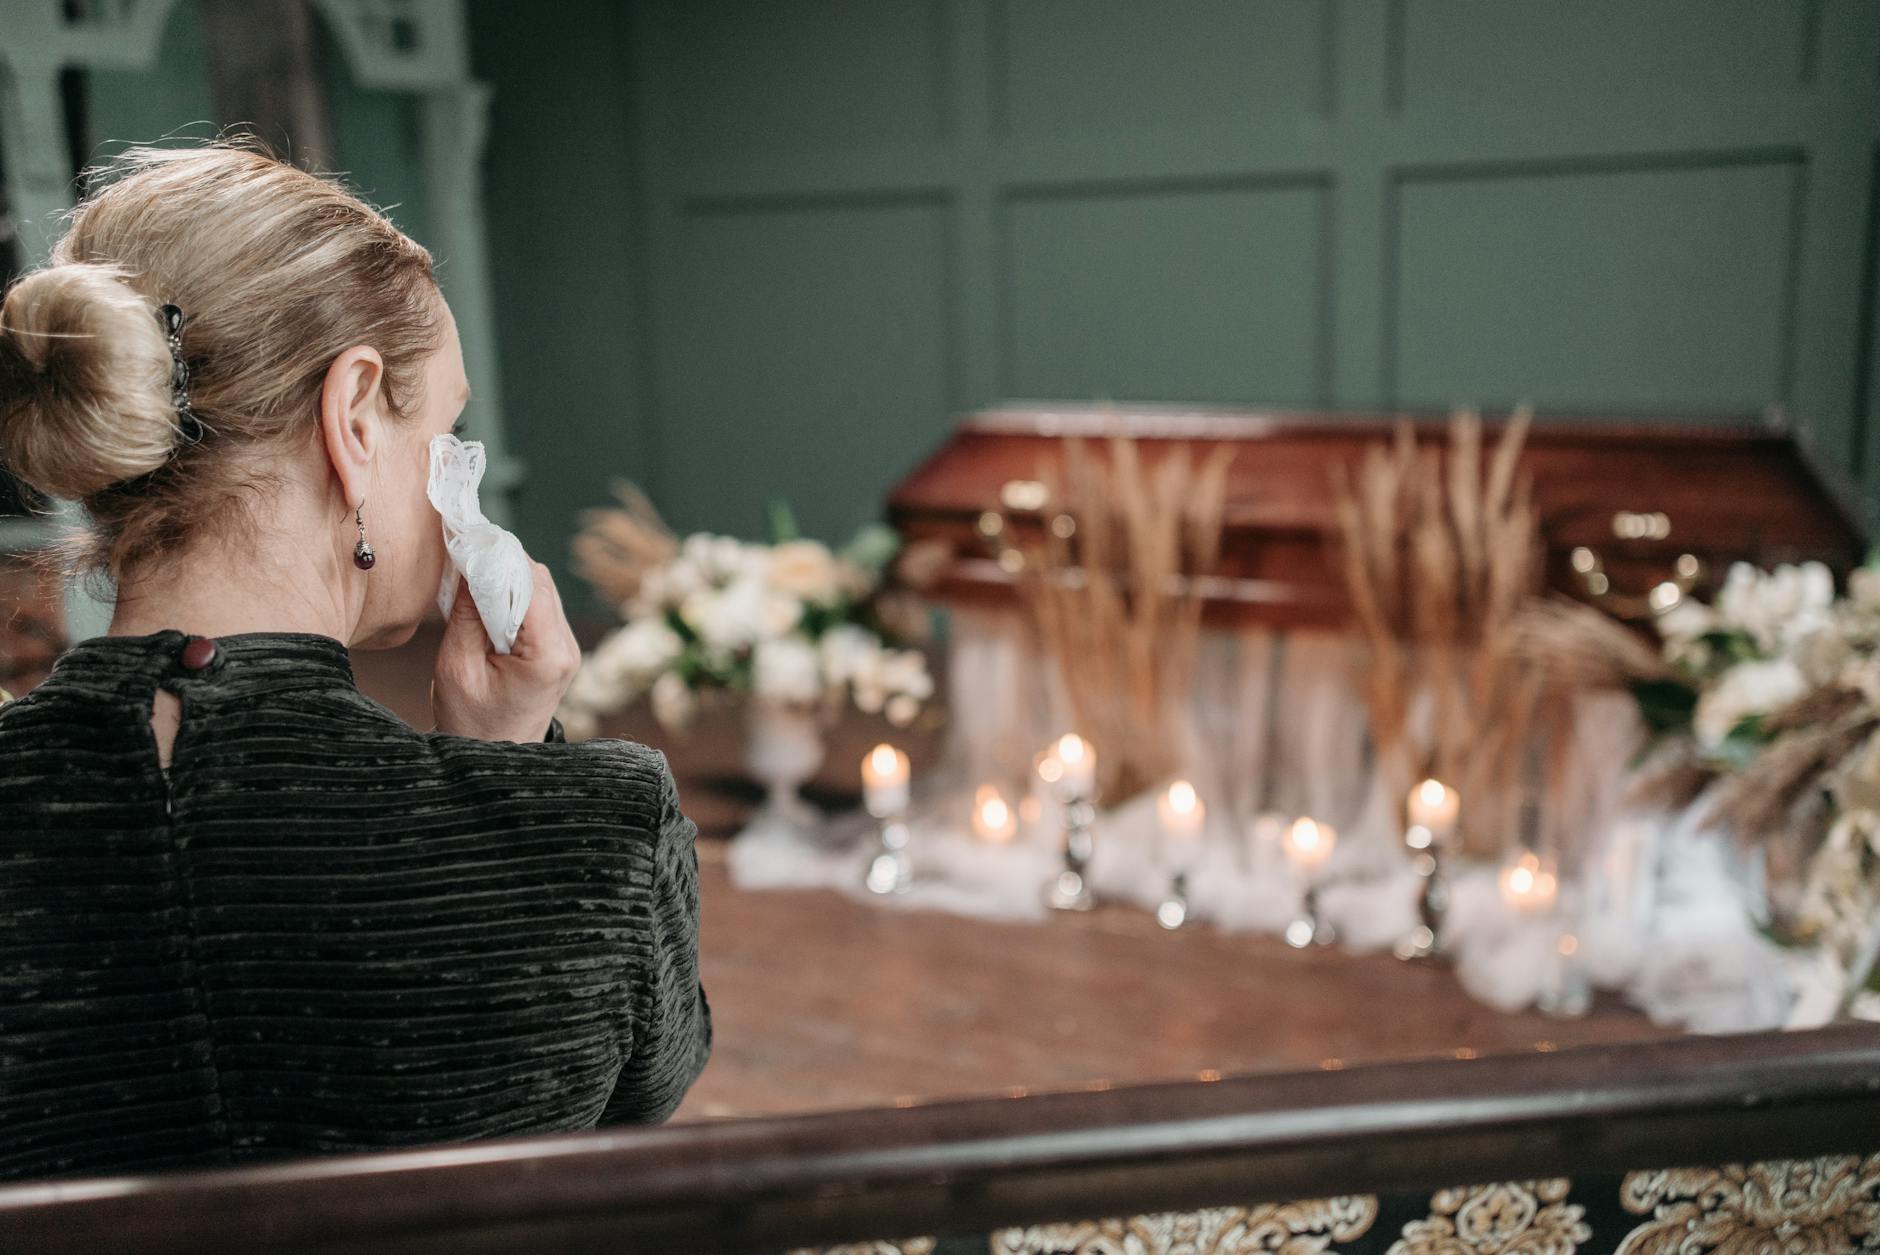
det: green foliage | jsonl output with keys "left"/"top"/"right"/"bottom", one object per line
{"left": 767, "top": 500, "right": 800, "bottom": 544}
{"left": 1631, "top": 678, "right": 1698, "bottom": 736}
{"left": 1714, "top": 714, "right": 1772, "bottom": 769}
{"left": 1694, "top": 629, "right": 1761, "bottom": 669}
{"left": 840, "top": 523, "right": 902, "bottom": 580}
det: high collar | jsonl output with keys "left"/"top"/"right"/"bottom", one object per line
{"left": 40, "top": 629, "right": 356, "bottom": 699}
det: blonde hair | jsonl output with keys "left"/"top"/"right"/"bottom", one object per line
{"left": 0, "top": 142, "right": 440, "bottom": 581}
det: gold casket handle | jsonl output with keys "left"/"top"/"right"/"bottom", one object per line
{"left": 1569, "top": 511, "right": 1703, "bottom": 619}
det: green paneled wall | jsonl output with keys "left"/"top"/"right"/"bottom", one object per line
{"left": 1391, "top": 158, "right": 1803, "bottom": 413}
{"left": 489, "top": 0, "right": 1874, "bottom": 552}
{"left": 47, "top": 1, "right": 1880, "bottom": 591}
{"left": 84, "top": 1, "right": 216, "bottom": 162}
{"left": 468, "top": 0, "right": 647, "bottom": 609}
{"left": 1003, "top": 178, "right": 1332, "bottom": 405}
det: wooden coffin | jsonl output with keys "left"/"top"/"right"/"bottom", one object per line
{"left": 887, "top": 404, "right": 1868, "bottom": 630}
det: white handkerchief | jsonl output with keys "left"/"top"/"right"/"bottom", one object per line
{"left": 426, "top": 434, "right": 533, "bottom": 653}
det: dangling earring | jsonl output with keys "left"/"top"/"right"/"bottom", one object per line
{"left": 353, "top": 504, "right": 376, "bottom": 571}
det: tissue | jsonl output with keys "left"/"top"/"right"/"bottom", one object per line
{"left": 426, "top": 434, "right": 533, "bottom": 653}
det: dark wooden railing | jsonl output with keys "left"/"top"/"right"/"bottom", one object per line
{"left": 2, "top": 1025, "right": 1877, "bottom": 1255}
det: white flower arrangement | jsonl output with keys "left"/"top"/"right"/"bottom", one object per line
{"left": 1638, "top": 558, "right": 1880, "bottom": 1013}
{"left": 1646, "top": 561, "right": 1841, "bottom": 751}
{"left": 559, "top": 503, "right": 933, "bottom": 739}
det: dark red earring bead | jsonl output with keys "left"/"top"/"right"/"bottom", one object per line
{"left": 353, "top": 540, "right": 376, "bottom": 571}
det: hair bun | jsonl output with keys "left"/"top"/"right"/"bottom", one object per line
{"left": 0, "top": 262, "right": 179, "bottom": 499}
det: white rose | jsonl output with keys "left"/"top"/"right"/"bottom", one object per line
{"left": 885, "top": 694, "right": 920, "bottom": 727}
{"left": 711, "top": 535, "right": 748, "bottom": 578}
{"left": 851, "top": 650, "right": 888, "bottom": 714}
{"left": 767, "top": 539, "right": 843, "bottom": 604}
{"left": 752, "top": 635, "right": 823, "bottom": 706}
{"left": 1716, "top": 561, "right": 1834, "bottom": 654}
{"left": 757, "top": 593, "right": 803, "bottom": 639}
{"left": 1793, "top": 620, "right": 1854, "bottom": 688}
{"left": 599, "top": 616, "right": 682, "bottom": 682}
{"left": 818, "top": 625, "right": 879, "bottom": 687}
{"left": 651, "top": 672, "right": 697, "bottom": 730}
{"left": 654, "top": 556, "right": 705, "bottom": 606}
{"left": 1693, "top": 658, "right": 1808, "bottom": 748}
{"left": 1713, "top": 562, "right": 1756, "bottom": 617}
{"left": 685, "top": 578, "right": 768, "bottom": 652}
{"left": 678, "top": 589, "right": 720, "bottom": 646}
{"left": 680, "top": 533, "right": 719, "bottom": 572}
{"left": 877, "top": 649, "right": 934, "bottom": 702}
{"left": 1654, "top": 599, "right": 1716, "bottom": 646}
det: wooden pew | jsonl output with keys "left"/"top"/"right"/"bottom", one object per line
{"left": 2, "top": 1025, "right": 1875, "bottom": 1254}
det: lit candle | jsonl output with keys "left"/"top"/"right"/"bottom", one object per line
{"left": 1283, "top": 816, "right": 1336, "bottom": 876}
{"left": 972, "top": 784, "right": 1017, "bottom": 844}
{"left": 1055, "top": 734, "right": 1096, "bottom": 798}
{"left": 1406, "top": 778, "right": 1459, "bottom": 849}
{"left": 862, "top": 743, "right": 910, "bottom": 817}
{"left": 1499, "top": 849, "right": 1559, "bottom": 913}
{"left": 1157, "top": 780, "right": 1206, "bottom": 842}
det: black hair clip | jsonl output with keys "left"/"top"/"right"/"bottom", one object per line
{"left": 157, "top": 303, "right": 204, "bottom": 445}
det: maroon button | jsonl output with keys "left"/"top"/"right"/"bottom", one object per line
{"left": 180, "top": 637, "right": 218, "bottom": 670}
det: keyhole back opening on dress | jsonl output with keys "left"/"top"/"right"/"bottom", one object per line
{"left": 150, "top": 686, "right": 182, "bottom": 770}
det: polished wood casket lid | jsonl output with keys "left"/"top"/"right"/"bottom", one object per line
{"left": 886, "top": 404, "right": 1868, "bottom": 629}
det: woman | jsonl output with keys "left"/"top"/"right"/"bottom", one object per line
{"left": 0, "top": 145, "right": 710, "bottom": 1181}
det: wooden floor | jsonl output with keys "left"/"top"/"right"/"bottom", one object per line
{"left": 668, "top": 849, "right": 1673, "bottom": 1121}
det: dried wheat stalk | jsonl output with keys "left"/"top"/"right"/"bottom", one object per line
{"left": 571, "top": 480, "right": 681, "bottom": 610}
{"left": 1009, "top": 435, "right": 1232, "bottom": 804}
{"left": 1713, "top": 707, "right": 1879, "bottom": 843}
{"left": 1333, "top": 408, "right": 1567, "bottom": 856}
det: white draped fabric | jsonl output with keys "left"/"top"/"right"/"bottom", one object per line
{"left": 730, "top": 608, "right": 1813, "bottom": 1033}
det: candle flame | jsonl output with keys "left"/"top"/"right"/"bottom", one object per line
{"left": 1288, "top": 817, "right": 1324, "bottom": 851}
{"left": 976, "top": 785, "right": 1011, "bottom": 829}
{"left": 1416, "top": 778, "right": 1450, "bottom": 806}
{"left": 867, "top": 743, "right": 901, "bottom": 777}
{"left": 1057, "top": 733, "right": 1088, "bottom": 766}
{"left": 1500, "top": 849, "right": 1557, "bottom": 910}
{"left": 1167, "top": 780, "right": 1198, "bottom": 815}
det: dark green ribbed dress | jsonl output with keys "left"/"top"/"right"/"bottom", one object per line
{"left": 0, "top": 630, "right": 711, "bottom": 1181}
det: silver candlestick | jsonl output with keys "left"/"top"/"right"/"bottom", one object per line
{"left": 864, "top": 815, "right": 912, "bottom": 895}
{"left": 1156, "top": 870, "right": 1190, "bottom": 930}
{"left": 863, "top": 800, "right": 912, "bottom": 896}
{"left": 1044, "top": 794, "right": 1097, "bottom": 911}
{"left": 1396, "top": 828, "right": 1449, "bottom": 960}
{"left": 1536, "top": 929, "right": 1591, "bottom": 1018}
{"left": 1285, "top": 884, "right": 1331, "bottom": 948}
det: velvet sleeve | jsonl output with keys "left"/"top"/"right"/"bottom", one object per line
{"left": 598, "top": 755, "right": 712, "bottom": 1124}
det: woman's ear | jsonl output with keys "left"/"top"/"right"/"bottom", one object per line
{"left": 318, "top": 345, "right": 387, "bottom": 511}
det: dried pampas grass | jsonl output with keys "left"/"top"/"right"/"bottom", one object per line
{"left": 1003, "top": 435, "right": 1233, "bottom": 805}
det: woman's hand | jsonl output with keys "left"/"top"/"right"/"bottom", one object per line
{"left": 431, "top": 564, "right": 582, "bottom": 742}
